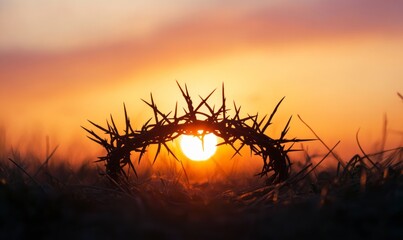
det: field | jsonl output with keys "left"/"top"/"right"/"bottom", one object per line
{"left": 0, "top": 142, "right": 401, "bottom": 240}
{"left": 1, "top": 86, "right": 402, "bottom": 240}
{"left": 2, "top": 1, "right": 403, "bottom": 239}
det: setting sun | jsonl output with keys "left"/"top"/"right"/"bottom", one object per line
{"left": 180, "top": 131, "right": 218, "bottom": 161}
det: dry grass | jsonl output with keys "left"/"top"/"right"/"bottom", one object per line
{"left": 0, "top": 85, "right": 402, "bottom": 239}
{"left": 0, "top": 140, "right": 401, "bottom": 239}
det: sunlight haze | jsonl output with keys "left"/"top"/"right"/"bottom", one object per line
{"left": 1, "top": 0, "right": 402, "bottom": 164}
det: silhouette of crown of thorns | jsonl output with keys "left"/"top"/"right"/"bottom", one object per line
{"left": 83, "top": 82, "right": 307, "bottom": 183}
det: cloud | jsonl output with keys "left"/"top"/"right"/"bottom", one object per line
{"left": 1, "top": 0, "right": 402, "bottom": 99}
{"left": 1, "top": 0, "right": 402, "bottom": 52}
{"left": 1, "top": 0, "right": 402, "bottom": 159}
{"left": 0, "top": 0, "right": 220, "bottom": 51}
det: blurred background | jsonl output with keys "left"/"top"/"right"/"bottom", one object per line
{"left": 0, "top": 0, "right": 402, "bottom": 168}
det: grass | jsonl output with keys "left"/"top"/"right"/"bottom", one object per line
{"left": 0, "top": 86, "right": 402, "bottom": 239}
{"left": 0, "top": 142, "right": 401, "bottom": 239}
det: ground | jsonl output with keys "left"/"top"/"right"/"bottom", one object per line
{"left": 0, "top": 153, "right": 402, "bottom": 240}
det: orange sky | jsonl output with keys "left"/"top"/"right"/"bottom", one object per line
{"left": 1, "top": 0, "right": 402, "bottom": 165}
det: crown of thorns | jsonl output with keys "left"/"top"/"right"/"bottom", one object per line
{"left": 83, "top": 82, "right": 307, "bottom": 183}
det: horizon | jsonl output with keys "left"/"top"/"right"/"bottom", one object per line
{"left": 1, "top": 0, "right": 402, "bottom": 166}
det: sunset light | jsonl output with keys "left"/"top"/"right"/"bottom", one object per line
{"left": 180, "top": 132, "right": 217, "bottom": 161}
{"left": 0, "top": 1, "right": 402, "bottom": 239}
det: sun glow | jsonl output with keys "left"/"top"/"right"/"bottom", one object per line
{"left": 180, "top": 131, "right": 218, "bottom": 161}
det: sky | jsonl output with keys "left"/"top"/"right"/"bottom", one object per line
{"left": 0, "top": 0, "right": 402, "bottom": 165}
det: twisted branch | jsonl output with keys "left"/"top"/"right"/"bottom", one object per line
{"left": 83, "top": 82, "right": 309, "bottom": 183}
